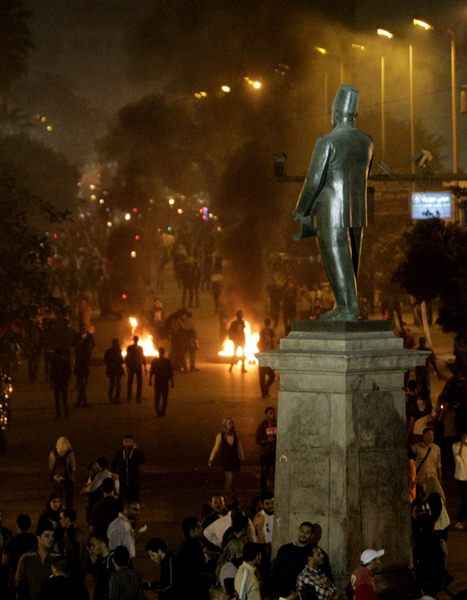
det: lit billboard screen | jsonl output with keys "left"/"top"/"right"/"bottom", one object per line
{"left": 411, "top": 192, "right": 453, "bottom": 220}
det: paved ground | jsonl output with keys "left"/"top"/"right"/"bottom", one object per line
{"left": 1, "top": 271, "right": 466, "bottom": 595}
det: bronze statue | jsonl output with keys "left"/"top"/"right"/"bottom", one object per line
{"left": 294, "top": 85, "right": 373, "bottom": 321}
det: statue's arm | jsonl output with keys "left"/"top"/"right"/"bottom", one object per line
{"left": 294, "top": 137, "right": 331, "bottom": 219}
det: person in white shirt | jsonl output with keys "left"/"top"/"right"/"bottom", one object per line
{"left": 253, "top": 494, "right": 274, "bottom": 544}
{"left": 453, "top": 433, "right": 467, "bottom": 529}
{"left": 107, "top": 500, "right": 140, "bottom": 559}
{"left": 234, "top": 542, "right": 262, "bottom": 600}
{"left": 414, "top": 427, "right": 442, "bottom": 485}
{"left": 204, "top": 506, "right": 256, "bottom": 548}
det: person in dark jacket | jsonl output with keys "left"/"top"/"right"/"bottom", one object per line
{"left": 104, "top": 339, "right": 124, "bottom": 403}
{"left": 149, "top": 348, "right": 174, "bottom": 417}
{"left": 175, "top": 518, "right": 211, "bottom": 600}
{"left": 74, "top": 330, "right": 95, "bottom": 408}
{"left": 108, "top": 546, "right": 144, "bottom": 600}
{"left": 125, "top": 337, "right": 146, "bottom": 403}
{"left": 49, "top": 348, "right": 71, "bottom": 418}
{"left": 111, "top": 436, "right": 144, "bottom": 502}
{"left": 39, "top": 556, "right": 88, "bottom": 600}
{"left": 256, "top": 406, "right": 277, "bottom": 492}
{"left": 90, "top": 478, "right": 121, "bottom": 537}
{"left": 145, "top": 538, "right": 176, "bottom": 599}
{"left": 272, "top": 521, "right": 315, "bottom": 597}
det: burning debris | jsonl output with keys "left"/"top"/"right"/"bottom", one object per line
{"left": 218, "top": 320, "right": 260, "bottom": 365}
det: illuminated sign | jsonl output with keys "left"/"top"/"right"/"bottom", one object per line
{"left": 411, "top": 192, "right": 453, "bottom": 220}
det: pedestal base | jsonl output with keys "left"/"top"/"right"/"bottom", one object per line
{"left": 259, "top": 323, "right": 427, "bottom": 590}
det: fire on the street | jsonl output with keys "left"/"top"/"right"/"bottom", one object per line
{"left": 218, "top": 320, "right": 260, "bottom": 365}
{"left": 122, "top": 316, "right": 159, "bottom": 357}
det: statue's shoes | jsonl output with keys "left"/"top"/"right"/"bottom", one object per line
{"left": 319, "top": 308, "right": 358, "bottom": 321}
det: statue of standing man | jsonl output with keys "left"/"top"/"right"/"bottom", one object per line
{"left": 294, "top": 85, "right": 373, "bottom": 321}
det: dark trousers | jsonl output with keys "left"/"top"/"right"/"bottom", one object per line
{"left": 260, "top": 454, "right": 275, "bottom": 491}
{"left": 457, "top": 480, "right": 467, "bottom": 521}
{"left": 127, "top": 369, "right": 143, "bottom": 402}
{"left": 108, "top": 374, "right": 121, "bottom": 402}
{"left": 54, "top": 385, "right": 69, "bottom": 417}
{"left": 28, "top": 355, "right": 40, "bottom": 383}
{"left": 154, "top": 380, "right": 169, "bottom": 416}
{"left": 189, "top": 348, "right": 197, "bottom": 371}
{"left": 259, "top": 367, "right": 275, "bottom": 397}
{"left": 76, "top": 374, "right": 88, "bottom": 406}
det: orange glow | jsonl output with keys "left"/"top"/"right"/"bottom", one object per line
{"left": 218, "top": 320, "right": 259, "bottom": 365}
{"left": 123, "top": 316, "right": 159, "bottom": 358}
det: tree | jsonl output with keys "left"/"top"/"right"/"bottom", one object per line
{"left": 0, "top": 161, "right": 67, "bottom": 328}
{"left": 0, "top": 0, "right": 33, "bottom": 99}
{"left": 0, "top": 133, "right": 78, "bottom": 214}
{"left": 393, "top": 218, "right": 467, "bottom": 339}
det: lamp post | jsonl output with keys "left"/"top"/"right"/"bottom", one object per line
{"left": 413, "top": 18, "right": 458, "bottom": 174}
{"left": 376, "top": 29, "right": 394, "bottom": 162}
{"left": 408, "top": 44, "right": 415, "bottom": 174}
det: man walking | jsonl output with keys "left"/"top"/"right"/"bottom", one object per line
{"left": 74, "top": 329, "right": 94, "bottom": 408}
{"left": 104, "top": 339, "right": 124, "bottom": 403}
{"left": 256, "top": 407, "right": 277, "bottom": 491}
{"left": 258, "top": 319, "right": 276, "bottom": 398}
{"left": 149, "top": 348, "right": 174, "bottom": 417}
{"left": 228, "top": 310, "right": 247, "bottom": 373}
{"left": 125, "top": 336, "right": 146, "bottom": 403}
{"left": 50, "top": 348, "right": 71, "bottom": 419}
{"left": 15, "top": 521, "right": 54, "bottom": 600}
{"left": 112, "top": 435, "right": 145, "bottom": 501}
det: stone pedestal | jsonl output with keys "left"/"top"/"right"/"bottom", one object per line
{"left": 258, "top": 321, "right": 427, "bottom": 589}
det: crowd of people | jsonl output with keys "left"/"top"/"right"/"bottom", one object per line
{"left": 401, "top": 329, "right": 467, "bottom": 599}
{"left": 0, "top": 427, "right": 386, "bottom": 600}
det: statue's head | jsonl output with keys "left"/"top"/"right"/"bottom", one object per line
{"left": 331, "top": 85, "right": 359, "bottom": 126}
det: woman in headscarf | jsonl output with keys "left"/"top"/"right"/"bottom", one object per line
{"left": 48, "top": 436, "right": 76, "bottom": 508}
{"left": 208, "top": 418, "right": 244, "bottom": 492}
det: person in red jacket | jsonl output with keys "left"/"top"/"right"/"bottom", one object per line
{"left": 350, "top": 548, "right": 384, "bottom": 600}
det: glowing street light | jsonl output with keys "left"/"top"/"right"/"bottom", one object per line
{"left": 377, "top": 28, "right": 394, "bottom": 39}
{"left": 168, "top": 198, "right": 175, "bottom": 206}
{"left": 194, "top": 91, "right": 208, "bottom": 99}
{"left": 221, "top": 85, "right": 231, "bottom": 93}
{"left": 130, "top": 250, "right": 137, "bottom": 258}
{"left": 124, "top": 213, "right": 131, "bottom": 221}
{"left": 46, "top": 125, "right": 53, "bottom": 132}
{"left": 99, "top": 198, "right": 105, "bottom": 205}
{"left": 90, "top": 194, "right": 97, "bottom": 201}
{"left": 177, "top": 208, "right": 184, "bottom": 215}
{"left": 244, "top": 77, "right": 263, "bottom": 90}
{"left": 106, "top": 221, "right": 112, "bottom": 228}
{"left": 413, "top": 18, "right": 433, "bottom": 31}
{"left": 315, "top": 46, "right": 328, "bottom": 55}
{"left": 412, "top": 17, "right": 457, "bottom": 172}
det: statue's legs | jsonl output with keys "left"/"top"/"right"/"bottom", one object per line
{"left": 349, "top": 227, "right": 363, "bottom": 279}
{"left": 318, "top": 227, "right": 359, "bottom": 319}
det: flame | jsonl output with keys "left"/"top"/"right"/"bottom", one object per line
{"left": 123, "top": 316, "right": 159, "bottom": 358}
{"left": 218, "top": 320, "right": 259, "bottom": 365}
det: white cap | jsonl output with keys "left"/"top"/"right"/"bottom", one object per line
{"left": 360, "top": 548, "right": 385, "bottom": 565}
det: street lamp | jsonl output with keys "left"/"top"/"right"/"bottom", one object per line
{"left": 413, "top": 17, "right": 458, "bottom": 173}
{"left": 221, "top": 85, "right": 231, "bottom": 93}
{"left": 376, "top": 28, "right": 394, "bottom": 162}
{"left": 377, "top": 28, "right": 394, "bottom": 39}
